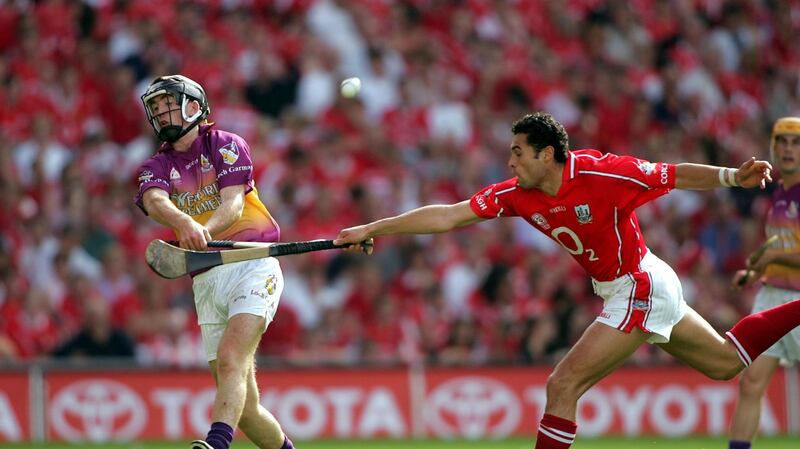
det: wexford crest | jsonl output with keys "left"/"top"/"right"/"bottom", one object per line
{"left": 218, "top": 141, "right": 240, "bottom": 165}
{"left": 265, "top": 274, "right": 277, "bottom": 295}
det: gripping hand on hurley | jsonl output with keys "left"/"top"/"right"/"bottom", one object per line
{"left": 334, "top": 225, "right": 374, "bottom": 255}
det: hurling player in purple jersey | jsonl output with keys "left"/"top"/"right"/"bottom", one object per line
{"left": 335, "top": 112, "right": 800, "bottom": 449}
{"left": 728, "top": 117, "right": 800, "bottom": 449}
{"left": 135, "top": 75, "right": 294, "bottom": 449}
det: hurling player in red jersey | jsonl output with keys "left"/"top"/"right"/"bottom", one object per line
{"left": 335, "top": 112, "right": 800, "bottom": 449}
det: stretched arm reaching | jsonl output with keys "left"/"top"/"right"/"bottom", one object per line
{"left": 334, "top": 200, "right": 485, "bottom": 248}
{"left": 675, "top": 157, "right": 772, "bottom": 190}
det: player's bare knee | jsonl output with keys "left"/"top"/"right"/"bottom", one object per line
{"left": 739, "top": 370, "right": 770, "bottom": 396}
{"left": 215, "top": 352, "right": 249, "bottom": 379}
{"left": 702, "top": 361, "right": 742, "bottom": 381}
{"left": 545, "top": 371, "right": 579, "bottom": 400}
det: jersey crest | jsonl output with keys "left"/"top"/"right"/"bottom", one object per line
{"left": 265, "top": 273, "right": 277, "bottom": 295}
{"left": 219, "top": 141, "right": 240, "bottom": 165}
{"left": 531, "top": 213, "right": 551, "bottom": 230}
{"left": 574, "top": 204, "right": 592, "bottom": 224}
{"left": 788, "top": 201, "right": 798, "bottom": 219}
{"left": 138, "top": 170, "right": 153, "bottom": 184}
{"left": 200, "top": 154, "right": 212, "bottom": 173}
{"left": 637, "top": 161, "right": 656, "bottom": 175}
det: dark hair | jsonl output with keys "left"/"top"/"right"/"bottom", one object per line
{"left": 511, "top": 112, "right": 569, "bottom": 163}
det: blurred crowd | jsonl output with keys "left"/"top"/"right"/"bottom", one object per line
{"left": 1, "top": 0, "right": 799, "bottom": 368}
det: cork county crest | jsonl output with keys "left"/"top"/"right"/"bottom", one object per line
{"left": 574, "top": 204, "right": 592, "bottom": 224}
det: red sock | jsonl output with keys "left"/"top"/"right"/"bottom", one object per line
{"left": 535, "top": 413, "right": 577, "bottom": 449}
{"left": 726, "top": 298, "right": 800, "bottom": 366}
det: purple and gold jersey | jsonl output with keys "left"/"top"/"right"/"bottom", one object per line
{"left": 134, "top": 124, "right": 280, "bottom": 243}
{"left": 763, "top": 181, "right": 800, "bottom": 291}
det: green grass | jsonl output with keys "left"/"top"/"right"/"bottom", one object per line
{"left": 2, "top": 437, "right": 799, "bottom": 449}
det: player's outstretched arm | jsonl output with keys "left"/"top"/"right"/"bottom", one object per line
{"left": 334, "top": 200, "right": 485, "bottom": 249}
{"left": 674, "top": 157, "right": 772, "bottom": 190}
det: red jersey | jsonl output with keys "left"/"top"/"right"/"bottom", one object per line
{"left": 469, "top": 149, "right": 677, "bottom": 282}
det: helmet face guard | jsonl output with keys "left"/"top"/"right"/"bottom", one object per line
{"left": 770, "top": 117, "right": 800, "bottom": 163}
{"left": 141, "top": 75, "right": 210, "bottom": 143}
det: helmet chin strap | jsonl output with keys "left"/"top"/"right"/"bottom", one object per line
{"left": 158, "top": 125, "right": 184, "bottom": 143}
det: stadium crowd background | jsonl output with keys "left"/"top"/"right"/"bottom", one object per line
{"left": 0, "top": 0, "right": 798, "bottom": 368}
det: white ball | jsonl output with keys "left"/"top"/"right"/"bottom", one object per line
{"left": 340, "top": 77, "right": 361, "bottom": 98}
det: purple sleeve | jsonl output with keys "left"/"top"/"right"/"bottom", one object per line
{"left": 213, "top": 133, "right": 254, "bottom": 190}
{"left": 133, "top": 158, "right": 170, "bottom": 215}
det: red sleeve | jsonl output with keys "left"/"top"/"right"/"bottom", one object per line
{"left": 585, "top": 152, "right": 676, "bottom": 212}
{"left": 601, "top": 153, "right": 676, "bottom": 190}
{"left": 468, "top": 178, "right": 519, "bottom": 219}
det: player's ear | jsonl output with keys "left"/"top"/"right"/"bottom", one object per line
{"left": 541, "top": 145, "right": 555, "bottom": 161}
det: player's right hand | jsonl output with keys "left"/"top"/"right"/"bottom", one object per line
{"left": 334, "top": 225, "right": 371, "bottom": 253}
{"left": 176, "top": 219, "right": 212, "bottom": 251}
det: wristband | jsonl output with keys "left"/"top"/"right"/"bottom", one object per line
{"left": 719, "top": 168, "right": 739, "bottom": 187}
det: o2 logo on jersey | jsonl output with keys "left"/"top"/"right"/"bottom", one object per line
{"left": 574, "top": 204, "right": 592, "bottom": 224}
{"left": 551, "top": 226, "right": 599, "bottom": 261}
{"left": 218, "top": 141, "right": 240, "bottom": 165}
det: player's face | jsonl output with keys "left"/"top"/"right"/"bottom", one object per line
{"left": 508, "top": 134, "right": 546, "bottom": 189}
{"left": 145, "top": 93, "right": 184, "bottom": 128}
{"left": 773, "top": 133, "right": 800, "bottom": 175}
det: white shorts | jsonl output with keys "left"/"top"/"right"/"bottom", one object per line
{"left": 592, "top": 251, "right": 688, "bottom": 344}
{"left": 192, "top": 257, "right": 284, "bottom": 361}
{"left": 752, "top": 285, "right": 800, "bottom": 364}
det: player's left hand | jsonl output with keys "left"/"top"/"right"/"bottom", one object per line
{"left": 735, "top": 157, "right": 772, "bottom": 189}
{"left": 732, "top": 269, "right": 755, "bottom": 289}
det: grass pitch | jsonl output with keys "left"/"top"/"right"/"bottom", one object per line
{"left": 3, "top": 436, "right": 799, "bottom": 449}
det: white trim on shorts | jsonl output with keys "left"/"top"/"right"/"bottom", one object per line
{"left": 592, "top": 251, "right": 688, "bottom": 343}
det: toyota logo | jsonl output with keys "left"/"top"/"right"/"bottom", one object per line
{"left": 50, "top": 379, "right": 146, "bottom": 441}
{"left": 425, "top": 376, "right": 520, "bottom": 438}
